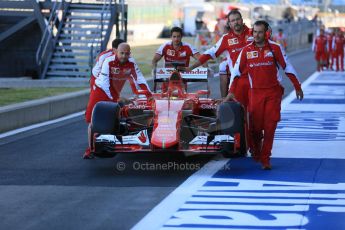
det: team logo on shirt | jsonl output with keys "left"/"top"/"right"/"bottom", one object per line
{"left": 247, "top": 51, "right": 258, "bottom": 59}
{"left": 179, "top": 51, "right": 186, "bottom": 57}
{"left": 167, "top": 49, "right": 175, "bottom": 56}
{"left": 111, "top": 67, "right": 120, "bottom": 74}
{"left": 227, "top": 38, "right": 239, "bottom": 45}
{"left": 264, "top": 50, "right": 273, "bottom": 58}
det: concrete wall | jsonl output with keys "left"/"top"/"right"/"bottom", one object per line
{"left": 0, "top": 90, "right": 89, "bottom": 133}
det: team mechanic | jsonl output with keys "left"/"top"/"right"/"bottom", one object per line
{"left": 152, "top": 26, "right": 201, "bottom": 91}
{"left": 89, "top": 38, "right": 125, "bottom": 90}
{"left": 312, "top": 27, "right": 328, "bottom": 72}
{"left": 228, "top": 20, "right": 304, "bottom": 170}
{"left": 333, "top": 29, "right": 345, "bottom": 72}
{"left": 181, "top": 10, "right": 253, "bottom": 152}
{"left": 183, "top": 10, "right": 252, "bottom": 104}
{"left": 84, "top": 43, "right": 151, "bottom": 159}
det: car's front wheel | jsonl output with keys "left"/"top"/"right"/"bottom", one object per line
{"left": 217, "top": 101, "right": 246, "bottom": 158}
{"left": 91, "top": 101, "right": 121, "bottom": 157}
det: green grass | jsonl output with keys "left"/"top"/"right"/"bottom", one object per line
{"left": 131, "top": 44, "right": 158, "bottom": 77}
{"left": 0, "top": 88, "right": 87, "bottom": 107}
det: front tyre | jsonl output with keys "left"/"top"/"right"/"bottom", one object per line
{"left": 217, "top": 101, "right": 246, "bottom": 158}
{"left": 91, "top": 101, "right": 121, "bottom": 157}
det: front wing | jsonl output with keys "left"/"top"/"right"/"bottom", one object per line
{"left": 94, "top": 130, "right": 234, "bottom": 155}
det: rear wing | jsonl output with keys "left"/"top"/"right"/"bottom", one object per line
{"left": 154, "top": 67, "right": 208, "bottom": 82}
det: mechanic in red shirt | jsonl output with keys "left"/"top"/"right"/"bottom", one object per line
{"left": 332, "top": 29, "right": 345, "bottom": 71}
{"left": 327, "top": 29, "right": 335, "bottom": 70}
{"left": 228, "top": 20, "right": 304, "bottom": 169}
{"left": 152, "top": 27, "right": 200, "bottom": 92}
{"left": 90, "top": 38, "right": 125, "bottom": 89}
{"left": 84, "top": 43, "right": 151, "bottom": 159}
{"left": 181, "top": 10, "right": 253, "bottom": 153}
{"left": 184, "top": 10, "right": 253, "bottom": 106}
{"left": 312, "top": 28, "right": 328, "bottom": 71}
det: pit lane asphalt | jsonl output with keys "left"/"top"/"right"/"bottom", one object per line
{"left": 0, "top": 50, "right": 316, "bottom": 230}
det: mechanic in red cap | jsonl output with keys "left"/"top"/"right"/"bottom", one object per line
{"left": 228, "top": 20, "right": 304, "bottom": 169}
{"left": 312, "top": 27, "right": 328, "bottom": 71}
{"left": 89, "top": 38, "right": 125, "bottom": 90}
{"left": 181, "top": 9, "right": 253, "bottom": 153}
{"left": 332, "top": 29, "right": 345, "bottom": 71}
{"left": 84, "top": 43, "right": 151, "bottom": 159}
{"left": 152, "top": 26, "right": 201, "bottom": 92}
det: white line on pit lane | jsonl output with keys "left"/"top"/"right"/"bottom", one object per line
{"left": 132, "top": 155, "right": 229, "bottom": 230}
{"left": 0, "top": 111, "right": 85, "bottom": 139}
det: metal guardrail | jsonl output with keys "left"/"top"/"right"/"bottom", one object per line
{"left": 271, "top": 19, "right": 317, "bottom": 52}
{"left": 35, "top": 0, "right": 64, "bottom": 68}
{"left": 89, "top": 0, "right": 113, "bottom": 69}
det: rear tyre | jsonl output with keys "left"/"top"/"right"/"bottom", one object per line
{"left": 91, "top": 101, "right": 121, "bottom": 157}
{"left": 217, "top": 101, "right": 246, "bottom": 158}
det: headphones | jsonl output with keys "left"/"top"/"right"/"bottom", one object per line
{"left": 251, "top": 20, "right": 272, "bottom": 40}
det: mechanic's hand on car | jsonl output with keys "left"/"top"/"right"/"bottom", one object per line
{"left": 214, "top": 98, "right": 223, "bottom": 104}
{"left": 118, "top": 97, "right": 132, "bottom": 106}
{"left": 296, "top": 89, "right": 304, "bottom": 101}
{"left": 223, "top": 93, "right": 236, "bottom": 102}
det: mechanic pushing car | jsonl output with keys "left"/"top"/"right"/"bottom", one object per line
{"left": 229, "top": 20, "right": 304, "bottom": 170}
{"left": 152, "top": 26, "right": 201, "bottom": 92}
{"left": 89, "top": 38, "right": 125, "bottom": 90}
{"left": 179, "top": 9, "right": 253, "bottom": 153}
{"left": 182, "top": 10, "right": 252, "bottom": 106}
{"left": 84, "top": 43, "right": 152, "bottom": 159}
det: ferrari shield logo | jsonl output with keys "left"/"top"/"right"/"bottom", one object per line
{"left": 167, "top": 49, "right": 175, "bottom": 56}
{"left": 227, "top": 38, "right": 239, "bottom": 45}
{"left": 111, "top": 67, "right": 120, "bottom": 74}
{"left": 247, "top": 51, "right": 258, "bottom": 59}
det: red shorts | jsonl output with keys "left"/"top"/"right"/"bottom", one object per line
{"left": 85, "top": 85, "right": 114, "bottom": 123}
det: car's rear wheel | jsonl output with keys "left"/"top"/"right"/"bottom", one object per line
{"left": 91, "top": 101, "right": 121, "bottom": 157}
{"left": 217, "top": 101, "right": 246, "bottom": 158}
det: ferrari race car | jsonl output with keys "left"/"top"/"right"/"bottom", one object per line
{"left": 90, "top": 66, "right": 246, "bottom": 158}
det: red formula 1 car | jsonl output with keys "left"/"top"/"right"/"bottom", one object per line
{"left": 90, "top": 66, "right": 246, "bottom": 158}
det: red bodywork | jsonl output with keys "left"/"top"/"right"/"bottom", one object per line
{"left": 92, "top": 70, "right": 233, "bottom": 155}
